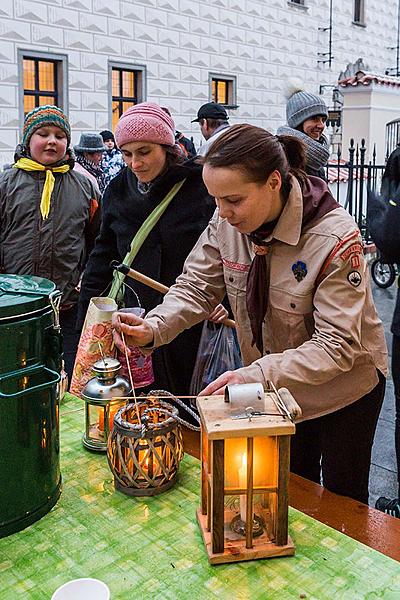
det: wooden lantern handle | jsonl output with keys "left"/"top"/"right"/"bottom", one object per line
{"left": 278, "top": 387, "right": 302, "bottom": 420}
{"left": 113, "top": 263, "right": 236, "bottom": 329}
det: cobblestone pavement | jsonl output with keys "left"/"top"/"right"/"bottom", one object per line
{"left": 370, "top": 280, "right": 398, "bottom": 506}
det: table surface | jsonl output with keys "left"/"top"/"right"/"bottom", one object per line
{"left": 182, "top": 428, "right": 400, "bottom": 563}
{"left": 0, "top": 395, "right": 399, "bottom": 600}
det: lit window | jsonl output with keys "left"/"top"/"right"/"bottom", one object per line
{"left": 110, "top": 65, "right": 145, "bottom": 130}
{"left": 23, "top": 58, "right": 57, "bottom": 114}
{"left": 210, "top": 75, "right": 237, "bottom": 107}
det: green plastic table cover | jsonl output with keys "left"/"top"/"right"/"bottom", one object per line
{"left": 0, "top": 393, "right": 399, "bottom": 599}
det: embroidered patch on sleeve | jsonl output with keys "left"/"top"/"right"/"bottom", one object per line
{"left": 347, "top": 270, "right": 362, "bottom": 287}
{"left": 340, "top": 243, "right": 364, "bottom": 262}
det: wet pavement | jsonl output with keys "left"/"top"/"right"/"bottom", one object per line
{"left": 370, "top": 280, "right": 398, "bottom": 506}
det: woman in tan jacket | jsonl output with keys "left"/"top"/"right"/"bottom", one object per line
{"left": 112, "top": 124, "right": 387, "bottom": 504}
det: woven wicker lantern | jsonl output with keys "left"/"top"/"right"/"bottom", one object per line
{"left": 107, "top": 393, "right": 184, "bottom": 496}
{"left": 196, "top": 382, "right": 301, "bottom": 565}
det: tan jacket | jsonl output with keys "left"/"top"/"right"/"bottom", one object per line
{"left": 146, "top": 178, "right": 388, "bottom": 421}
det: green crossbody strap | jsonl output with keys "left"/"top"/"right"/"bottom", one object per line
{"left": 108, "top": 178, "right": 186, "bottom": 300}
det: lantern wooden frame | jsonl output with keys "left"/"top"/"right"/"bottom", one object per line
{"left": 196, "top": 389, "right": 299, "bottom": 564}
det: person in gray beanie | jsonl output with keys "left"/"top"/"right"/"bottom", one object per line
{"left": 277, "top": 79, "right": 330, "bottom": 180}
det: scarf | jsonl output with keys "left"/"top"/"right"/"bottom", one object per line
{"left": 75, "top": 153, "right": 107, "bottom": 193}
{"left": 276, "top": 125, "right": 330, "bottom": 173}
{"left": 13, "top": 157, "right": 70, "bottom": 219}
{"left": 246, "top": 176, "right": 340, "bottom": 354}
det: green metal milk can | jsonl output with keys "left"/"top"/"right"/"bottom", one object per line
{"left": 0, "top": 274, "right": 62, "bottom": 538}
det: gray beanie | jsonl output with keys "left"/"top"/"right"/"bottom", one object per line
{"left": 285, "top": 80, "right": 328, "bottom": 129}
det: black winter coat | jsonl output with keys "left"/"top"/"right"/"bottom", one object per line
{"left": 367, "top": 162, "right": 400, "bottom": 336}
{"left": 78, "top": 158, "right": 215, "bottom": 395}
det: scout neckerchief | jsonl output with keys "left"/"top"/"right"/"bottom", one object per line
{"left": 13, "top": 157, "right": 70, "bottom": 219}
{"left": 246, "top": 176, "right": 339, "bottom": 354}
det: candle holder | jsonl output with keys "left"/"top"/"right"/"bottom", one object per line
{"left": 81, "top": 357, "right": 131, "bottom": 452}
{"left": 107, "top": 391, "right": 184, "bottom": 496}
{"left": 196, "top": 383, "right": 302, "bottom": 564}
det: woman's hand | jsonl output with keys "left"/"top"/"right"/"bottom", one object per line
{"left": 112, "top": 311, "right": 154, "bottom": 355}
{"left": 207, "top": 303, "right": 229, "bottom": 323}
{"left": 199, "top": 370, "right": 246, "bottom": 396}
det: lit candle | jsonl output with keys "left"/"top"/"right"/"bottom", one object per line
{"left": 98, "top": 404, "right": 119, "bottom": 432}
{"left": 238, "top": 452, "right": 247, "bottom": 522}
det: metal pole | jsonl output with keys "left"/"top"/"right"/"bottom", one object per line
{"left": 328, "top": 0, "right": 333, "bottom": 69}
{"left": 397, "top": 0, "right": 400, "bottom": 76}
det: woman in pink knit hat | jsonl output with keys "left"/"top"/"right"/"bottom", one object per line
{"left": 78, "top": 102, "right": 224, "bottom": 398}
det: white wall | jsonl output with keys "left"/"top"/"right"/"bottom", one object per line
{"left": 0, "top": 0, "right": 398, "bottom": 166}
{"left": 341, "top": 84, "right": 400, "bottom": 163}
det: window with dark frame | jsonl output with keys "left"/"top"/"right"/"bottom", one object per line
{"left": 211, "top": 78, "right": 229, "bottom": 105}
{"left": 23, "top": 58, "right": 58, "bottom": 115}
{"left": 354, "top": 0, "right": 365, "bottom": 24}
{"left": 111, "top": 67, "right": 141, "bottom": 130}
{"left": 290, "top": 0, "right": 305, "bottom": 5}
{"left": 211, "top": 76, "right": 237, "bottom": 107}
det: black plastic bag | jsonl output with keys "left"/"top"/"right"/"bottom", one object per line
{"left": 190, "top": 321, "right": 243, "bottom": 396}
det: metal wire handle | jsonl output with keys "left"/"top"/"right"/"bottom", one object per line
{"left": 144, "top": 389, "right": 201, "bottom": 432}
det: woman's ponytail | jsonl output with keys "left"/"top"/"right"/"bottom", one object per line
{"left": 276, "top": 134, "right": 307, "bottom": 183}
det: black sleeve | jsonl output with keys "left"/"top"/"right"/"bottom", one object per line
{"left": 77, "top": 188, "right": 118, "bottom": 327}
{"left": 367, "top": 186, "right": 400, "bottom": 263}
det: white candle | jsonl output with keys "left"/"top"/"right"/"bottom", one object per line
{"left": 238, "top": 453, "right": 247, "bottom": 522}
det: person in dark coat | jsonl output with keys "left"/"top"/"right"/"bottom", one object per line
{"left": 277, "top": 79, "right": 330, "bottom": 181}
{"left": 367, "top": 158, "right": 400, "bottom": 517}
{"left": 78, "top": 102, "right": 221, "bottom": 397}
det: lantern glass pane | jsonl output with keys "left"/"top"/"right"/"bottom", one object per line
{"left": 88, "top": 404, "right": 106, "bottom": 441}
{"left": 224, "top": 436, "right": 277, "bottom": 490}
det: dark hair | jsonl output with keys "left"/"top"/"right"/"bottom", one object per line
{"left": 201, "top": 117, "right": 228, "bottom": 130}
{"left": 163, "top": 143, "right": 185, "bottom": 168}
{"left": 202, "top": 123, "right": 307, "bottom": 199}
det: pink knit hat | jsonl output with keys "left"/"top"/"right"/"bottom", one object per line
{"left": 114, "top": 102, "right": 175, "bottom": 148}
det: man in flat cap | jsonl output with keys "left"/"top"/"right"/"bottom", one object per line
{"left": 192, "top": 102, "right": 230, "bottom": 156}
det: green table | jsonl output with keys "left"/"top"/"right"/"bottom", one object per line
{"left": 1, "top": 394, "right": 399, "bottom": 599}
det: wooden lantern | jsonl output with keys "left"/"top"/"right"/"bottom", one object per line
{"left": 196, "top": 383, "right": 301, "bottom": 564}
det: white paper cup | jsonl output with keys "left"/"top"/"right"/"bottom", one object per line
{"left": 51, "top": 578, "right": 110, "bottom": 600}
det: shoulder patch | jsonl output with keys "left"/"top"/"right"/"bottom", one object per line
{"left": 347, "top": 270, "right": 362, "bottom": 287}
{"left": 340, "top": 242, "right": 364, "bottom": 262}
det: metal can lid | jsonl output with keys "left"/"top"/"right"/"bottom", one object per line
{"left": 0, "top": 274, "right": 56, "bottom": 319}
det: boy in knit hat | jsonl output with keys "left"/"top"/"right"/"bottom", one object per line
{"left": 100, "top": 129, "right": 125, "bottom": 187}
{"left": 277, "top": 79, "right": 330, "bottom": 180}
{"left": 0, "top": 105, "right": 101, "bottom": 382}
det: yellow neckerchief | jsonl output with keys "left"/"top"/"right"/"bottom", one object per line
{"left": 13, "top": 157, "right": 70, "bottom": 219}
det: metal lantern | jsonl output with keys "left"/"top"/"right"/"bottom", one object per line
{"left": 82, "top": 357, "right": 131, "bottom": 452}
{"left": 196, "top": 382, "right": 302, "bottom": 565}
{"left": 107, "top": 392, "right": 184, "bottom": 496}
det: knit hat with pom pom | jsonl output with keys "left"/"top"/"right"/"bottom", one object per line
{"left": 114, "top": 102, "right": 175, "bottom": 148}
{"left": 285, "top": 78, "right": 328, "bottom": 129}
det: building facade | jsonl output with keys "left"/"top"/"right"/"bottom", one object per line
{"left": 0, "top": 0, "right": 398, "bottom": 165}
